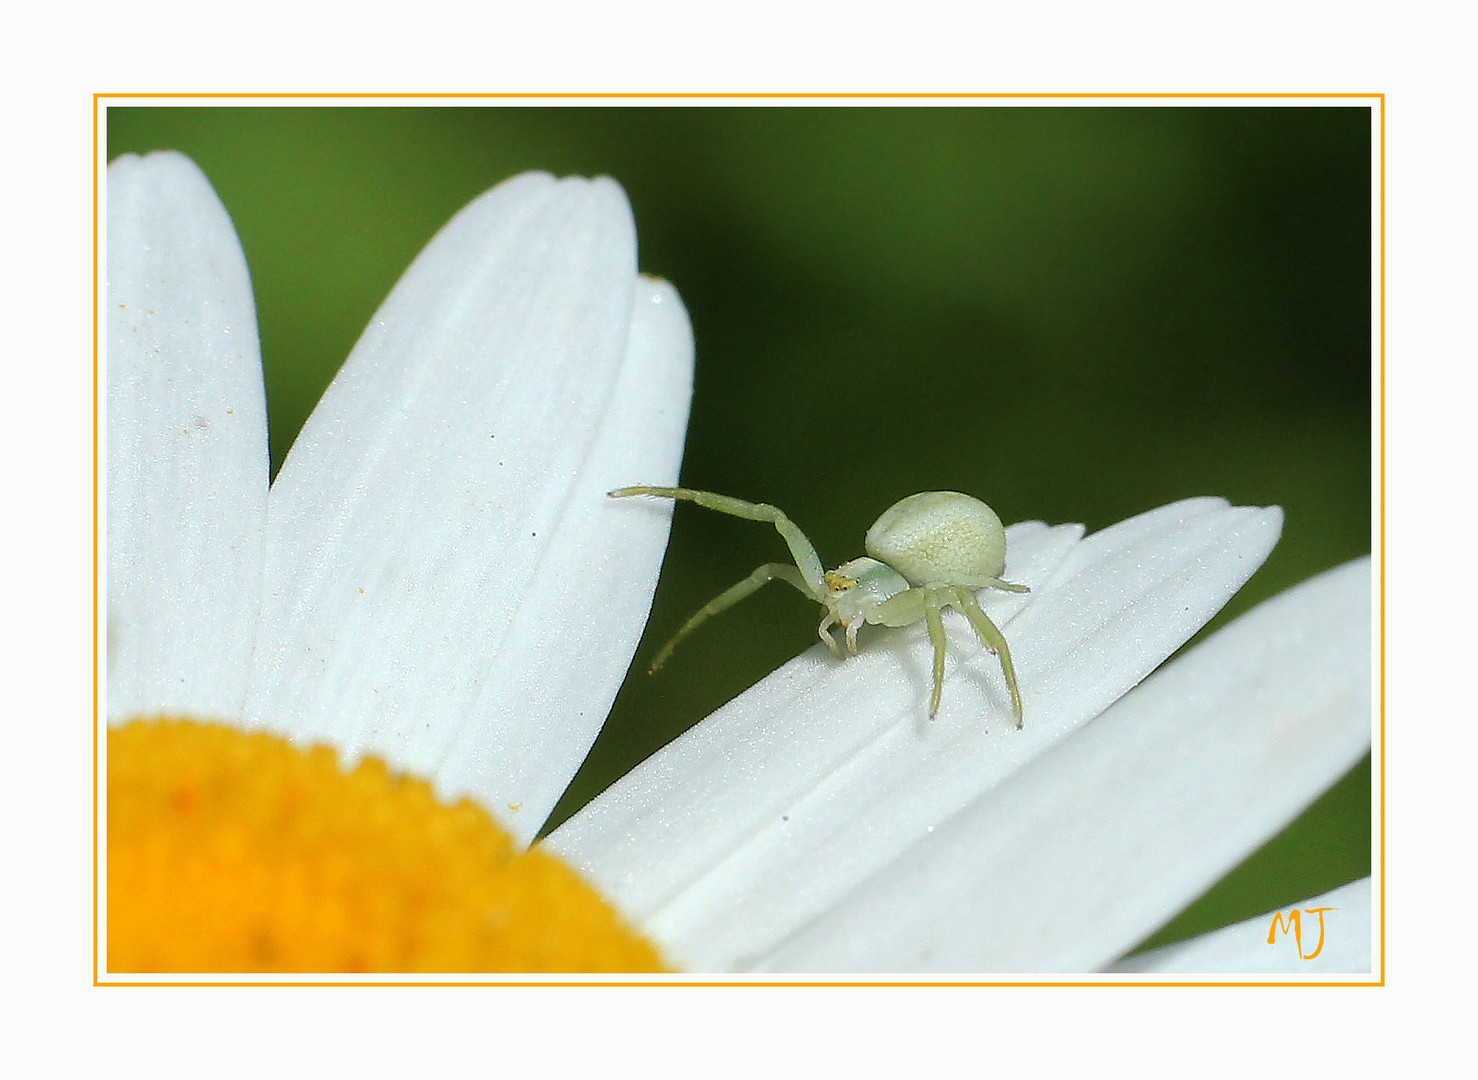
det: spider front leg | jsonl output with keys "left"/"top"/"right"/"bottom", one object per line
{"left": 815, "top": 613, "right": 847, "bottom": 659}
{"left": 608, "top": 486, "right": 827, "bottom": 591}
{"left": 650, "top": 562, "right": 813, "bottom": 672}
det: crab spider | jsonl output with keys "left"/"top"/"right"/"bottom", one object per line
{"left": 610, "top": 486, "right": 1028, "bottom": 724}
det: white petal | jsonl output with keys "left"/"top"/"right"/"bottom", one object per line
{"left": 1111, "top": 878, "right": 1372, "bottom": 975}
{"left": 106, "top": 151, "right": 268, "bottom": 724}
{"left": 430, "top": 276, "right": 692, "bottom": 838}
{"left": 548, "top": 498, "right": 1284, "bottom": 970}
{"left": 245, "top": 173, "right": 688, "bottom": 845}
{"left": 755, "top": 558, "right": 1371, "bottom": 972}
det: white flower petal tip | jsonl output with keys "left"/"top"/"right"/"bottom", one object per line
{"left": 228, "top": 171, "right": 693, "bottom": 847}
{"left": 547, "top": 498, "right": 1291, "bottom": 971}
{"left": 106, "top": 151, "right": 269, "bottom": 724}
{"left": 1112, "top": 878, "right": 1373, "bottom": 976}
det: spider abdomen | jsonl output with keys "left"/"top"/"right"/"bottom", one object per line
{"left": 864, "top": 491, "right": 1008, "bottom": 586}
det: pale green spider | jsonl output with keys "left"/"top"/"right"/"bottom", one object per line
{"left": 610, "top": 486, "right": 1028, "bottom": 724}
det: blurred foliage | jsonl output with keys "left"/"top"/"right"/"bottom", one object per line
{"left": 107, "top": 106, "right": 1373, "bottom": 951}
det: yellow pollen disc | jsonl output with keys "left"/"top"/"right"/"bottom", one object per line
{"left": 107, "top": 718, "right": 666, "bottom": 974}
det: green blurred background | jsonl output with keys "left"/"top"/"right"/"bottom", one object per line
{"left": 107, "top": 106, "right": 1373, "bottom": 954}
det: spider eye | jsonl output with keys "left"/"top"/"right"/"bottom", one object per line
{"left": 824, "top": 570, "right": 857, "bottom": 594}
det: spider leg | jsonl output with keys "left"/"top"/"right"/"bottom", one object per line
{"left": 957, "top": 574, "right": 1030, "bottom": 594}
{"left": 922, "top": 588, "right": 949, "bottom": 718}
{"left": 950, "top": 587, "right": 1024, "bottom": 727}
{"left": 609, "top": 486, "right": 827, "bottom": 592}
{"left": 866, "top": 587, "right": 945, "bottom": 715}
{"left": 816, "top": 613, "right": 845, "bottom": 659}
{"left": 650, "top": 562, "right": 812, "bottom": 672}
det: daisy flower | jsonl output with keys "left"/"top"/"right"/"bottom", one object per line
{"left": 104, "top": 151, "right": 1371, "bottom": 976}
{"left": 106, "top": 151, "right": 691, "bottom": 972}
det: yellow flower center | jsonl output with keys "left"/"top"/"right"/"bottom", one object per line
{"left": 107, "top": 718, "right": 665, "bottom": 974}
